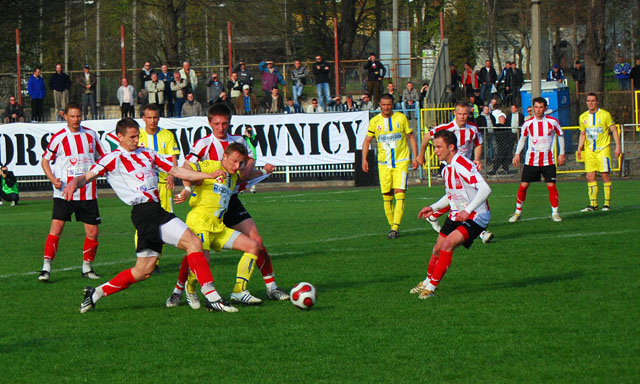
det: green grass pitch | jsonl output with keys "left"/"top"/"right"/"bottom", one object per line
{"left": 0, "top": 180, "right": 638, "bottom": 383}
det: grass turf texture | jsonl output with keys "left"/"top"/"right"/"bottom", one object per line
{"left": 1, "top": 180, "right": 638, "bottom": 383}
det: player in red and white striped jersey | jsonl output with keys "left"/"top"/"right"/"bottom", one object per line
{"left": 412, "top": 130, "right": 491, "bottom": 299}
{"left": 172, "top": 104, "right": 289, "bottom": 305}
{"left": 38, "top": 103, "right": 108, "bottom": 283}
{"left": 510, "top": 97, "right": 565, "bottom": 223}
{"left": 64, "top": 117, "right": 238, "bottom": 313}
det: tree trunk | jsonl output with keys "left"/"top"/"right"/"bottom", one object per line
{"left": 584, "top": 0, "right": 607, "bottom": 93}
{"left": 339, "top": 0, "right": 356, "bottom": 60}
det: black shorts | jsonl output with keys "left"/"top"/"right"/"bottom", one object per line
{"left": 131, "top": 202, "right": 177, "bottom": 254}
{"left": 52, "top": 198, "right": 101, "bottom": 225}
{"left": 222, "top": 194, "right": 253, "bottom": 228}
{"left": 440, "top": 217, "right": 485, "bottom": 249}
{"left": 521, "top": 164, "right": 557, "bottom": 183}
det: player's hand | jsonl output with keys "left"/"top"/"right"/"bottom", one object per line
{"left": 362, "top": 160, "right": 369, "bottom": 173}
{"left": 263, "top": 163, "right": 275, "bottom": 174}
{"left": 512, "top": 154, "right": 520, "bottom": 167}
{"left": 576, "top": 150, "right": 582, "bottom": 161}
{"left": 174, "top": 188, "right": 189, "bottom": 204}
{"left": 166, "top": 175, "right": 175, "bottom": 190}
{"left": 474, "top": 160, "right": 482, "bottom": 171}
{"left": 411, "top": 159, "right": 418, "bottom": 170}
{"left": 418, "top": 206, "right": 434, "bottom": 220}
{"left": 209, "top": 170, "right": 225, "bottom": 179}
{"left": 557, "top": 154, "right": 566, "bottom": 166}
{"left": 454, "top": 210, "right": 470, "bottom": 222}
{"left": 62, "top": 180, "right": 76, "bottom": 200}
{"left": 615, "top": 148, "right": 621, "bottom": 159}
{"left": 52, "top": 178, "right": 62, "bottom": 189}
{"left": 416, "top": 154, "right": 425, "bottom": 166}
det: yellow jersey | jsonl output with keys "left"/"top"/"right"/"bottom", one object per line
{"left": 367, "top": 112, "right": 412, "bottom": 168}
{"left": 579, "top": 109, "right": 615, "bottom": 152}
{"left": 138, "top": 127, "right": 180, "bottom": 182}
{"left": 188, "top": 160, "right": 240, "bottom": 220}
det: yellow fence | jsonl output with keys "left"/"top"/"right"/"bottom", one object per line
{"left": 419, "top": 105, "right": 454, "bottom": 186}
{"left": 557, "top": 125, "right": 623, "bottom": 174}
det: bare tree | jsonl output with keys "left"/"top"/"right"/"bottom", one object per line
{"left": 584, "top": 0, "right": 607, "bottom": 93}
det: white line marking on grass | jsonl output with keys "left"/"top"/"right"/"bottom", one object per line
{"left": 554, "top": 229, "right": 640, "bottom": 238}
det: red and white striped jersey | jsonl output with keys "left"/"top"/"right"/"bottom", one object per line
{"left": 89, "top": 147, "right": 174, "bottom": 206}
{"left": 430, "top": 120, "right": 483, "bottom": 160}
{"left": 520, "top": 116, "right": 563, "bottom": 166}
{"left": 43, "top": 126, "right": 107, "bottom": 200}
{"left": 185, "top": 134, "right": 253, "bottom": 163}
{"left": 442, "top": 153, "right": 490, "bottom": 227}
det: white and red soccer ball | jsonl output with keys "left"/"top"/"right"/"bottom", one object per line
{"left": 289, "top": 282, "right": 317, "bottom": 310}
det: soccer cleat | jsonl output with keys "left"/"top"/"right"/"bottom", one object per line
{"left": 580, "top": 205, "right": 597, "bottom": 212}
{"left": 82, "top": 269, "right": 101, "bottom": 280}
{"left": 409, "top": 281, "right": 426, "bottom": 294}
{"left": 601, "top": 205, "right": 610, "bottom": 211}
{"left": 387, "top": 230, "right": 399, "bottom": 239}
{"left": 185, "top": 291, "right": 201, "bottom": 310}
{"left": 79, "top": 286, "right": 96, "bottom": 313}
{"left": 11, "top": 201, "right": 16, "bottom": 206}
{"left": 230, "top": 290, "right": 263, "bottom": 306}
{"left": 266, "top": 287, "right": 290, "bottom": 301}
{"left": 205, "top": 298, "right": 238, "bottom": 313}
{"left": 165, "top": 293, "right": 182, "bottom": 308}
{"left": 426, "top": 216, "right": 441, "bottom": 233}
{"left": 480, "top": 231, "right": 494, "bottom": 244}
{"left": 418, "top": 289, "right": 435, "bottom": 299}
{"left": 38, "top": 270, "right": 50, "bottom": 283}
{"left": 551, "top": 213, "right": 562, "bottom": 222}
{"left": 508, "top": 212, "right": 521, "bottom": 223}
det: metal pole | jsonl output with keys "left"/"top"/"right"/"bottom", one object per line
{"left": 334, "top": 18, "right": 339, "bottom": 96}
{"left": 132, "top": 0, "right": 137, "bottom": 77}
{"left": 440, "top": 12, "right": 444, "bottom": 41}
{"left": 121, "top": 25, "right": 126, "bottom": 80}
{"left": 531, "top": 0, "right": 541, "bottom": 98}
{"left": 64, "top": 1, "right": 69, "bottom": 72}
{"left": 39, "top": 0, "right": 43, "bottom": 65}
{"left": 96, "top": 0, "right": 101, "bottom": 112}
{"left": 227, "top": 22, "right": 232, "bottom": 78}
{"left": 16, "top": 29, "right": 22, "bottom": 106}
{"left": 392, "top": 0, "right": 399, "bottom": 86}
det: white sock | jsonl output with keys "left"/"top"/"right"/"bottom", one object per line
{"left": 425, "top": 282, "right": 438, "bottom": 291}
{"left": 551, "top": 206, "right": 559, "bottom": 214}
{"left": 265, "top": 281, "right": 277, "bottom": 292}
{"left": 92, "top": 286, "right": 105, "bottom": 303}
{"left": 201, "top": 283, "right": 222, "bottom": 302}
{"left": 173, "top": 282, "right": 185, "bottom": 296}
{"left": 82, "top": 260, "right": 92, "bottom": 273}
{"left": 42, "top": 259, "right": 52, "bottom": 272}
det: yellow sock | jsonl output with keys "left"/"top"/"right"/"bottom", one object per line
{"left": 603, "top": 182, "right": 612, "bottom": 206}
{"left": 383, "top": 195, "right": 394, "bottom": 227}
{"left": 186, "top": 270, "right": 198, "bottom": 294}
{"left": 392, "top": 192, "right": 406, "bottom": 231}
{"left": 587, "top": 181, "right": 598, "bottom": 207}
{"left": 233, "top": 253, "right": 257, "bottom": 293}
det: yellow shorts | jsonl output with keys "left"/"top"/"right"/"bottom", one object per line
{"left": 378, "top": 162, "right": 409, "bottom": 193}
{"left": 186, "top": 209, "right": 240, "bottom": 252}
{"left": 158, "top": 183, "right": 173, "bottom": 213}
{"left": 584, "top": 148, "right": 612, "bottom": 173}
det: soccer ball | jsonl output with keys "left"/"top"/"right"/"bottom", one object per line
{"left": 289, "top": 282, "right": 317, "bottom": 310}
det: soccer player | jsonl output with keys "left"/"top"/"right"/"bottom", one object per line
{"left": 411, "top": 130, "right": 491, "bottom": 298}
{"left": 175, "top": 103, "right": 289, "bottom": 307}
{"left": 577, "top": 93, "right": 621, "bottom": 212}
{"left": 509, "top": 97, "right": 565, "bottom": 222}
{"left": 63, "top": 118, "right": 237, "bottom": 313}
{"left": 361, "top": 94, "right": 418, "bottom": 239}
{"left": 166, "top": 143, "right": 272, "bottom": 307}
{"left": 38, "top": 102, "right": 107, "bottom": 283}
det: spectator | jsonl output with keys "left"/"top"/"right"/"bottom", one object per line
{"left": 259, "top": 60, "right": 285, "bottom": 96}
{"left": 117, "top": 78, "right": 136, "bottom": 118}
{"left": 359, "top": 94, "right": 373, "bottom": 110}
{"left": 181, "top": 91, "right": 203, "bottom": 117}
{"left": 498, "top": 62, "right": 512, "bottom": 103}
{"left": 419, "top": 82, "right": 429, "bottom": 107}
{"left": 572, "top": 60, "right": 586, "bottom": 93}
{"left": 233, "top": 60, "right": 254, "bottom": 90}
{"left": 488, "top": 111, "right": 512, "bottom": 175}
{"left": 146, "top": 73, "right": 165, "bottom": 115}
{"left": 234, "top": 84, "right": 258, "bottom": 115}
{"left": 327, "top": 96, "right": 343, "bottom": 111}
{"left": 75, "top": 64, "right": 97, "bottom": 119}
{"left": 157, "top": 64, "right": 174, "bottom": 117}
{"left": 139, "top": 61, "right": 153, "bottom": 105}
{"left": 525, "top": 106, "right": 533, "bottom": 120}
{"left": 0, "top": 165, "right": 19, "bottom": 206}
{"left": 284, "top": 97, "right": 302, "bottom": 114}
{"left": 290, "top": 59, "right": 308, "bottom": 105}
{"left": 450, "top": 64, "right": 461, "bottom": 98}
{"left": 170, "top": 71, "right": 188, "bottom": 117}
{"left": 206, "top": 72, "right": 225, "bottom": 105}
{"left": 479, "top": 60, "right": 497, "bottom": 104}
{"left": 476, "top": 105, "right": 496, "bottom": 161}
{"left": 506, "top": 103, "right": 525, "bottom": 133}
{"left": 402, "top": 81, "right": 419, "bottom": 116}
{"left": 56, "top": 109, "right": 65, "bottom": 122}
{"left": 4, "top": 96, "right": 24, "bottom": 123}
{"left": 507, "top": 61, "right": 525, "bottom": 105}
{"left": 27, "top": 68, "right": 46, "bottom": 122}
{"left": 468, "top": 95, "right": 480, "bottom": 119}
{"left": 342, "top": 95, "right": 359, "bottom": 112}
{"left": 629, "top": 59, "right": 640, "bottom": 91}
{"left": 386, "top": 83, "right": 401, "bottom": 109}
{"left": 178, "top": 61, "right": 198, "bottom": 93}
{"left": 243, "top": 126, "right": 259, "bottom": 193}
{"left": 212, "top": 91, "right": 235, "bottom": 115}
{"left": 364, "top": 52, "right": 386, "bottom": 108}
{"left": 312, "top": 55, "right": 331, "bottom": 109}
{"left": 49, "top": 63, "right": 71, "bottom": 111}
{"left": 462, "top": 63, "right": 478, "bottom": 98}
{"left": 546, "top": 64, "right": 565, "bottom": 82}
{"left": 227, "top": 72, "right": 242, "bottom": 100}
{"left": 261, "top": 86, "right": 284, "bottom": 113}
{"left": 614, "top": 56, "right": 632, "bottom": 91}
{"left": 306, "top": 98, "right": 324, "bottom": 113}
{"left": 498, "top": 61, "right": 511, "bottom": 85}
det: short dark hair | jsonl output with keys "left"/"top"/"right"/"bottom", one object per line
{"left": 207, "top": 103, "right": 232, "bottom": 121}
{"left": 143, "top": 103, "right": 161, "bottom": 114}
{"left": 64, "top": 102, "right": 82, "bottom": 114}
{"left": 434, "top": 129, "right": 458, "bottom": 150}
{"left": 116, "top": 117, "right": 140, "bottom": 136}
{"left": 224, "top": 142, "right": 248, "bottom": 157}
{"left": 587, "top": 92, "right": 598, "bottom": 100}
{"left": 380, "top": 94, "right": 393, "bottom": 102}
{"left": 532, "top": 97, "right": 547, "bottom": 107}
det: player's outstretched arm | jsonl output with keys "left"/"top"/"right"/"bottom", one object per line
{"left": 169, "top": 166, "right": 223, "bottom": 183}
{"left": 246, "top": 163, "right": 275, "bottom": 179}
{"left": 62, "top": 171, "right": 99, "bottom": 200}
{"left": 419, "top": 194, "right": 449, "bottom": 220}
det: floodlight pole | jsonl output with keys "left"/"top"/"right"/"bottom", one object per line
{"left": 334, "top": 18, "right": 339, "bottom": 96}
{"left": 16, "top": 29, "right": 22, "bottom": 105}
{"left": 227, "top": 21, "right": 232, "bottom": 78}
{"left": 120, "top": 25, "right": 126, "bottom": 80}
{"left": 392, "top": 0, "right": 399, "bottom": 86}
{"left": 531, "top": 0, "right": 542, "bottom": 98}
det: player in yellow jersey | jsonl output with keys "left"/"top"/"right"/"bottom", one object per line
{"left": 138, "top": 104, "right": 179, "bottom": 273}
{"left": 166, "top": 142, "right": 272, "bottom": 308}
{"left": 577, "top": 93, "right": 621, "bottom": 212}
{"left": 361, "top": 94, "right": 418, "bottom": 239}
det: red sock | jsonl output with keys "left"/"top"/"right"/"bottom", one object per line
{"left": 427, "top": 254, "right": 438, "bottom": 279}
{"left": 82, "top": 237, "right": 99, "bottom": 262}
{"left": 432, "top": 206, "right": 450, "bottom": 219}
{"left": 547, "top": 184, "right": 559, "bottom": 208}
{"left": 257, "top": 249, "right": 274, "bottom": 283}
{"left": 429, "top": 250, "right": 453, "bottom": 287}
{"left": 101, "top": 268, "right": 137, "bottom": 296}
{"left": 44, "top": 234, "right": 59, "bottom": 260}
{"left": 186, "top": 252, "right": 213, "bottom": 286}
{"left": 517, "top": 185, "right": 527, "bottom": 205}
{"left": 177, "top": 256, "right": 189, "bottom": 285}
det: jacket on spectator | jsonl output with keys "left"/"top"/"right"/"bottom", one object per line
{"left": 234, "top": 93, "right": 258, "bottom": 115}
{"left": 506, "top": 112, "right": 525, "bottom": 130}
{"left": 117, "top": 85, "right": 136, "bottom": 106}
{"left": 4, "top": 103, "right": 24, "bottom": 122}
{"left": 546, "top": 68, "right": 565, "bottom": 81}
{"left": 284, "top": 103, "right": 302, "bottom": 114}
{"left": 213, "top": 97, "right": 236, "bottom": 115}
{"left": 140, "top": 67, "right": 153, "bottom": 88}
{"left": 313, "top": 60, "right": 331, "bottom": 84}
{"left": 261, "top": 93, "right": 284, "bottom": 113}
{"left": 158, "top": 71, "right": 173, "bottom": 96}
{"left": 233, "top": 63, "right": 254, "bottom": 88}
{"left": 146, "top": 80, "right": 165, "bottom": 104}
{"left": 402, "top": 88, "right": 419, "bottom": 104}
{"left": 170, "top": 78, "right": 188, "bottom": 99}
{"left": 614, "top": 62, "right": 631, "bottom": 79}
{"left": 479, "top": 66, "right": 498, "bottom": 84}
{"left": 363, "top": 60, "right": 386, "bottom": 81}
{"left": 259, "top": 61, "right": 286, "bottom": 94}
{"left": 74, "top": 72, "right": 97, "bottom": 98}
{"left": 49, "top": 72, "right": 71, "bottom": 92}
{"left": 572, "top": 66, "right": 586, "bottom": 84}
{"left": 290, "top": 65, "right": 308, "bottom": 86}
{"left": 227, "top": 79, "right": 242, "bottom": 99}
{"left": 506, "top": 67, "right": 524, "bottom": 90}
{"left": 206, "top": 78, "right": 225, "bottom": 102}
{"left": 181, "top": 100, "right": 203, "bottom": 117}
{"left": 179, "top": 68, "right": 198, "bottom": 92}
{"left": 27, "top": 75, "right": 46, "bottom": 99}
{"left": 462, "top": 69, "right": 479, "bottom": 89}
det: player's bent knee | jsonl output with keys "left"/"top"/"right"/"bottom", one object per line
{"left": 179, "top": 229, "right": 203, "bottom": 254}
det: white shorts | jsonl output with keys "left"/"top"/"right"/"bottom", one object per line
{"left": 136, "top": 218, "right": 189, "bottom": 258}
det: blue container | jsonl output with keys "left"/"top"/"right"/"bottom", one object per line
{"left": 520, "top": 81, "right": 573, "bottom": 151}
